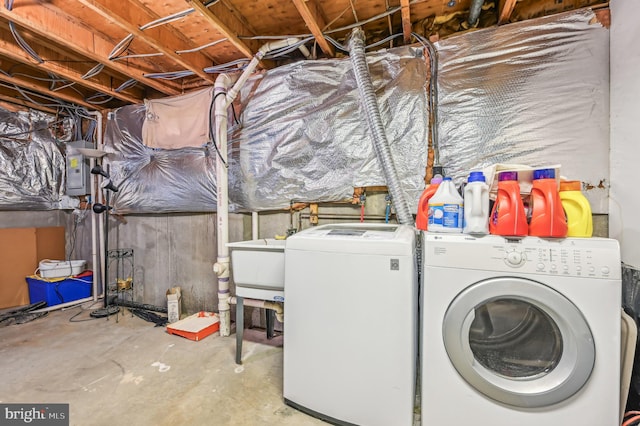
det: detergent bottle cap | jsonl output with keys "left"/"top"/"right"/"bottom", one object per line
{"left": 533, "top": 168, "right": 555, "bottom": 180}
{"left": 498, "top": 171, "right": 518, "bottom": 181}
{"left": 560, "top": 180, "right": 582, "bottom": 191}
{"left": 443, "top": 176, "right": 452, "bottom": 181}
{"left": 432, "top": 165, "right": 445, "bottom": 178}
{"left": 468, "top": 171, "right": 486, "bottom": 183}
{"left": 430, "top": 176, "right": 443, "bottom": 184}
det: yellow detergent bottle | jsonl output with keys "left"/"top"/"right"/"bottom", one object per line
{"left": 559, "top": 180, "right": 593, "bottom": 237}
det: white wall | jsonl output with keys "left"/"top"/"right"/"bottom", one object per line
{"left": 610, "top": 1, "right": 640, "bottom": 267}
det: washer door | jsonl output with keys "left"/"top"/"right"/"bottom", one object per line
{"left": 443, "top": 277, "right": 595, "bottom": 408}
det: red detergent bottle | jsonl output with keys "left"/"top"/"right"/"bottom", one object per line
{"left": 489, "top": 171, "right": 528, "bottom": 237}
{"left": 528, "top": 168, "right": 568, "bottom": 238}
{"left": 416, "top": 175, "right": 443, "bottom": 231}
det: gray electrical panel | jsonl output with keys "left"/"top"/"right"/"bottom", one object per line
{"left": 66, "top": 141, "right": 93, "bottom": 196}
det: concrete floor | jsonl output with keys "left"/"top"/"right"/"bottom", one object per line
{"left": 0, "top": 303, "right": 325, "bottom": 426}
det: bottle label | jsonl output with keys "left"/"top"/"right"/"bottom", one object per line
{"left": 430, "top": 203, "right": 462, "bottom": 228}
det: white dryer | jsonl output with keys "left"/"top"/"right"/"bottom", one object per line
{"left": 284, "top": 223, "right": 417, "bottom": 426}
{"left": 421, "top": 234, "right": 621, "bottom": 426}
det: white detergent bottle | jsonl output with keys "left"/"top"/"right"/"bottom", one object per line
{"left": 428, "top": 177, "right": 463, "bottom": 233}
{"left": 463, "top": 171, "right": 489, "bottom": 234}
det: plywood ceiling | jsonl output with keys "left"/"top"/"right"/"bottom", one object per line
{"left": 0, "top": 0, "right": 606, "bottom": 113}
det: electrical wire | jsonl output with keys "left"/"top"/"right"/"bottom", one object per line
{"left": 231, "top": 103, "right": 239, "bottom": 125}
{"left": 108, "top": 34, "right": 134, "bottom": 60}
{"left": 176, "top": 38, "right": 228, "bottom": 54}
{"left": 139, "top": 8, "right": 195, "bottom": 31}
{"left": 203, "top": 58, "right": 250, "bottom": 74}
{"left": 365, "top": 33, "right": 404, "bottom": 50}
{"left": 0, "top": 118, "right": 67, "bottom": 139}
{"left": 0, "top": 77, "right": 91, "bottom": 112}
{"left": 115, "top": 79, "right": 138, "bottom": 93}
{"left": 68, "top": 300, "right": 105, "bottom": 322}
{"left": 85, "top": 93, "right": 114, "bottom": 105}
{"left": 8, "top": 22, "right": 44, "bottom": 64}
{"left": 111, "top": 52, "right": 164, "bottom": 61}
{"left": 324, "top": 36, "right": 349, "bottom": 52}
{"left": 81, "top": 63, "right": 105, "bottom": 80}
{"left": 209, "top": 91, "right": 228, "bottom": 168}
{"left": 143, "top": 70, "right": 195, "bottom": 80}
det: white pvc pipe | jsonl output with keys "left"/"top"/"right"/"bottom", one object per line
{"left": 88, "top": 111, "right": 103, "bottom": 302}
{"left": 213, "top": 73, "right": 236, "bottom": 337}
{"left": 298, "top": 44, "right": 312, "bottom": 59}
{"left": 229, "top": 296, "right": 284, "bottom": 323}
{"left": 252, "top": 212, "right": 259, "bottom": 239}
{"left": 31, "top": 296, "right": 94, "bottom": 313}
{"left": 89, "top": 156, "right": 98, "bottom": 301}
{"left": 214, "top": 37, "right": 301, "bottom": 337}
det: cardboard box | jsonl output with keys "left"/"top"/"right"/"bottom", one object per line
{"left": 0, "top": 227, "right": 66, "bottom": 309}
{"left": 166, "top": 312, "right": 220, "bottom": 341}
{"left": 166, "top": 286, "right": 182, "bottom": 323}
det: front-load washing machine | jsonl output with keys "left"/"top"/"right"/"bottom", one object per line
{"left": 421, "top": 234, "right": 621, "bottom": 425}
{"left": 284, "top": 223, "right": 417, "bottom": 426}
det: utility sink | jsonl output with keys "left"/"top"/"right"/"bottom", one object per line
{"left": 226, "top": 239, "right": 286, "bottom": 299}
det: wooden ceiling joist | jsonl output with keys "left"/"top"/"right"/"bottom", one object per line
{"left": 292, "top": 0, "right": 335, "bottom": 57}
{"left": 400, "top": 0, "right": 412, "bottom": 44}
{"left": 77, "top": 0, "right": 214, "bottom": 83}
{"left": 498, "top": 0, "right": 518, "bottom": 24}
{"left": 0, "top": 69, "right": 98, "bottom": 110}
{"left": 187, "top": 0, "right": 258, "bottom": 61}
{"left": 0, "top": 89, "right": 58, "bottom": 114}
{"left": 0, "top": 25, "right": 143, "bottom": 105}
{"left": 0, "top": 3, "right": 180, "bottom": 96}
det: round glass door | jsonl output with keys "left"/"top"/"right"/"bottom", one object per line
{"left": 443, "top": 277, "right": 595, "bottom": 408}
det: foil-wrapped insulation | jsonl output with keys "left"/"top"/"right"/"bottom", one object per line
{"left": 104, "top": 104, "right": 217, "bottom": 214}
{"left": 228, "top": 46, "right": 429, "bottom": 212}
{"left": 105, "top": 46, "right": 429, "bottom": 214}
{"left": 0, "top": 109, "right": 66, "bottom": 210}
{"left": 435, "top": 9, "right": 610, "bottom": 212}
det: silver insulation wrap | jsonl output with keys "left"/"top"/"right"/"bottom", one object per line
{"left": 104, "top": 105, "right": 217, "bottom": 213}
{"left": 105, "top": 47, "right": 428, "bottom": 214}
{"left": 0, "top": 109, "right": 66, "bottom": 210}
{"left": 348, "top": 28, "right": 414, "bottom": 225}
{"left": 229, "top": 46, "right": 428, "bottom": 212}
{"left": 436, "top": 9, "right": 610, "bottom": 213}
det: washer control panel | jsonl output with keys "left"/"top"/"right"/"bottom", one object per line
{"left": 423, "top": 233, "right": 621, "bottom": 279}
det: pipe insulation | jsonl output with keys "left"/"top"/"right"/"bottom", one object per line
{"left": 347, "top": 28, "right": 413, "bottom": 225}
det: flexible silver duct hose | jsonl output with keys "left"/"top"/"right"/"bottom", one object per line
{"left": 347, "top": 28, "right": 413, "bottom": 225}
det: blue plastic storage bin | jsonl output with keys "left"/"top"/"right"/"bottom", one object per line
{"left": 26, "top": 274, "right": 92, "bottom": 307}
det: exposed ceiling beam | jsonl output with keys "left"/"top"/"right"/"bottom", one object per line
{"left": 76, "top": 0, "right": 214, "bottom": 83}
{"left": 498, "top": 0, "right": 517, "bottom": 24}
{"left": 0, "top": 89, "right": 58, "bottom": 114}
{"left": 400, "top": 0, "right": 412, "bottom": 44}
{"left": 291, "top": 0, "right": 335, "bottom": 57}
{"left": 0, "top": 69, "right": 98, "bottom": 110}
{"left": 0, "top": 3, "right": 180, "bottom": 96}
{"left": 187, "top": 0, "right": 257, "bottom": 61}
{"left": 0, "top": 25, "right": 142, "bottom": 104}
{"left": 218, "top": 0, "right": 260, "bottom": 37}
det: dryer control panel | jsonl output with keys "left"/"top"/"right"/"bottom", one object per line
{"left": 423, "top": 233, "right": 621, "bottom": 280}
